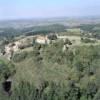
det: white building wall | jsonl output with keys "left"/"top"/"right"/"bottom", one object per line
{"left": 35, "top": 39, "right": 46, "bottom": 44}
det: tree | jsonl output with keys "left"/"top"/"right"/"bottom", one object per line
{"left": 94, "top": 90, "right": 100, "bottom": 100}
{"left": 64, "top": 38, "right": 72, "bottom": 45}
{"left": 48, "top": 34, "right": 57, "bottom": 40}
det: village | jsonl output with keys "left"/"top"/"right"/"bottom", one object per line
{"left": 0, "top": 31, "right": 99, "bottom": 61}
{"left": 0, "top": 33, "right": 76, "bottom": 60}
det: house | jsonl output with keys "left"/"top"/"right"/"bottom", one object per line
{"left": 5, "top": 42, "right": 21, "bottom": 53}
{"left": 13, "top": 41, "right": 21, "bottom": 51}
{"left": 4, "top": 41, "right": 21, "bottom": 60}
{"left": 35, "top": 35, "right": 50, "bottom": 44}
{"left": 5, "top": 45, "right": 13, "bottom": 60}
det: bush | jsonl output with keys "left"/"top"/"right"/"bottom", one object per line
{"left": 10, "top": 81, "right": 36, "bottom": 100}
{"left": 0, "top": 60, "right": 15, "bottom": 79}
{"left": 64, "top": 38, "right": 72, "bottom": 45}
{"left": 94, "top": 90, "right": 100, "bottom": 100}
{"left": 0, "top": 60, "right": 9, "bottom": 78}
{"left": 81, "top": 38, "right": 96, "bottom": 43}
{"left": 48, "top": 34, "right": 57, "bottom": 40}
{"left": 12, "top": 51, "right": 28, "bottom": 62}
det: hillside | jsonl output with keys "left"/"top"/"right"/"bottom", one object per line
{"left": 0, "top": 21, "right": 100, "bottom": 100}
{"left": 0, "top": 35, "right": 100, "bottom": 100}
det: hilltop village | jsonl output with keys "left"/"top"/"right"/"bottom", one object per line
{"left": 1, "top": 34, "right": 74, "bottom": 60}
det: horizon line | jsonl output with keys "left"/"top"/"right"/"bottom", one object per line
{"left": 0, "top": 15, "right": 100, "bottom": 21}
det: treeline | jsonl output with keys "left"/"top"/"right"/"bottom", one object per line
{"left": 0, "top": 24, "right": 66, "bottom": 39}
{"left": 77, "top": 24, "right": 100, "bottom": 39}
{"left": 25, "top": 24, "right": 66, "bottom": 36}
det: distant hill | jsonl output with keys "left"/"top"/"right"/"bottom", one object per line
{"left": 0, "top": 24, "right": 66, "bottom": 39}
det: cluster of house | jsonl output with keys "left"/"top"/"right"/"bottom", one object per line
{"left": 4, "top": 41, "right": 21, "bottom": 60}
{"left": 3, "top": 35, "right": 51, "bottom": 60}
{"left": 5, "top": 42, "right": 21, "bottom": 53}
{"left": 35, "top": 35, "right": 50, "bottom": 44}
{"left": 2, "top": 34, "right": 73, "bottom": 60}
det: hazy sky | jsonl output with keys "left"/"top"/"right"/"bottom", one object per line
{"left": 0, "top": 0, "right": 100, "bottom": 20}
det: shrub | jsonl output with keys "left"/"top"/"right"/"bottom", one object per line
{"left": 48, "top": 34, "right": 57, "bottom": 40}
{"left": 81, "top": 38, "right": 96, "bottom": 43}
{"left": 0, "top": 60, "right": 9, "bottom": 77}
{"left": 12, "top": 51, "right": 28, "bottom": 62}
{"left": 64, "top": 38, "right": 72, "bottom": 45}
{"left": 0, "top": 60, "right": 15, "bottom": 80}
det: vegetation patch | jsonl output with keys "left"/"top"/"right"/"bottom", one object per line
{"left": 12, "top": 51, "right": 28, "bottom": 62}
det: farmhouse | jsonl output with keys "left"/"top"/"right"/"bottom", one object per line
{"left": 5, "top": 42, "right": 21, "bottom": 53}
{"left": 4, "top": 41, "right": 22, "bottom": 60}
{"left": 35, "top": 35, "right": 50, "bottom": 44}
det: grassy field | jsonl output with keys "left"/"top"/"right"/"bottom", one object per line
{"left": 67, "top": 28, "right": 81, "bottom": 33}
{"left": 59, "top": 28, "right": 82, "bottom": 36}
